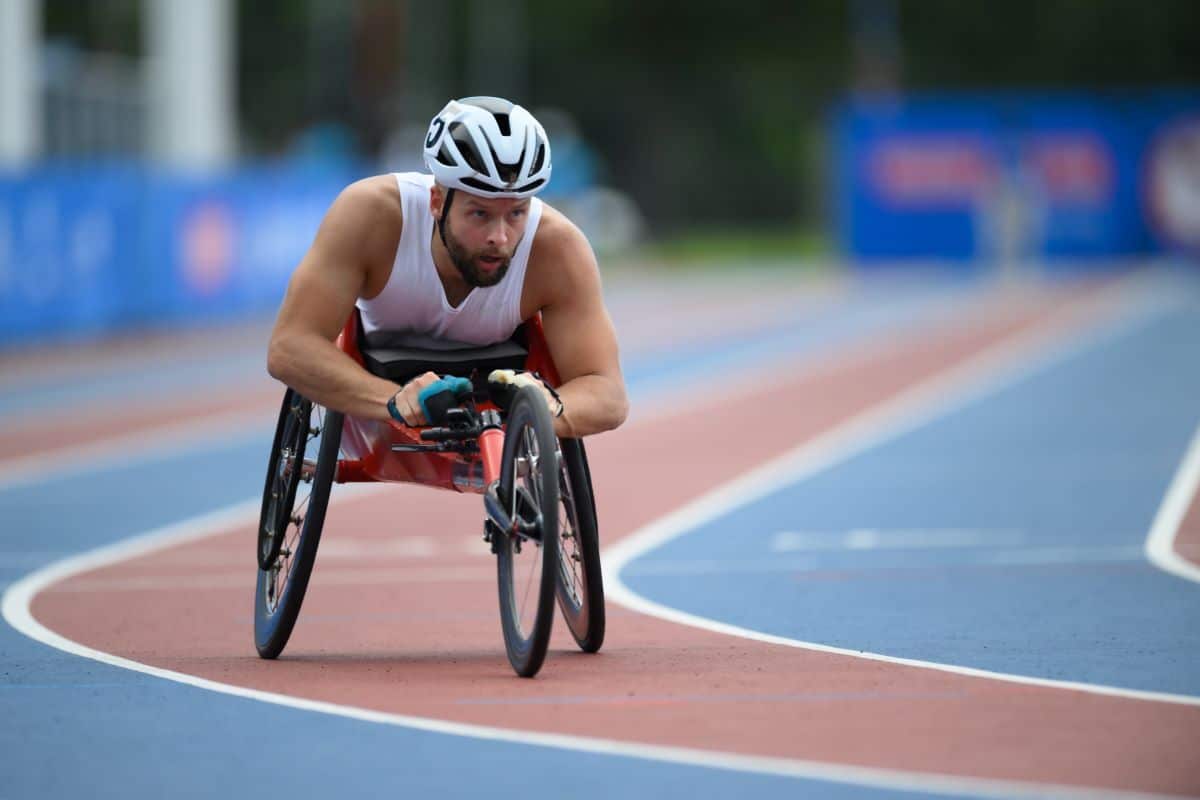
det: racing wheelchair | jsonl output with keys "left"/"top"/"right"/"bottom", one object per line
{"left": 253, "top": 312, "right": 604, "bottom": 677}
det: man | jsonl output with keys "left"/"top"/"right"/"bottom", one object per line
{"left": 267, "top": 96, "right": 628, "bottom": 439}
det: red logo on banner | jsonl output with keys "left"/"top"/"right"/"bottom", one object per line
{"left": 181, "top": 202, "right": 235, "bottom": 296}
{"left": 869, "top": 137, "right": 997, "bottom": 204}
{"left": 1024, "top": 135, "right": 1113, "bottom": 202}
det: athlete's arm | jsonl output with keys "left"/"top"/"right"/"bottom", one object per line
{"left": 533, "top": 215, "right": 629, "bottom": 438}
{"left": 267, "top": 176, "right": 424, "bottom": 421}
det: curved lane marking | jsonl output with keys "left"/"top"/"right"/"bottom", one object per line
{"left": 3, "top": 273, "right": 1192, "bottom": 798}
{"left": 1, "top": 497, "right": 1177, "bottom": 800}
{"left": 605, "top": 274, "right": 1200, "bottom": 708}
{"left": 1145, "top": 422, "right": 1200, "bottom": 583}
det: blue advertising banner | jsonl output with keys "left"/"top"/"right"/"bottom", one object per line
{"left": 833, "top": 90, "right": 1200, "bottom": 264}
{"left": 0, "top": 164, "right": 353, "bottom": 348}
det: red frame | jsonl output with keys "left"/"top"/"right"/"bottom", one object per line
{"left": 332, "top": 312, "right": 561, "bottom": 494}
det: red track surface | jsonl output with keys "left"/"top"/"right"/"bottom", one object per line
{"left": 31, "top": 283, "right": 1200, "bottom": 796}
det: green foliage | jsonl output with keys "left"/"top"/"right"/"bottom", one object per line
{"left": 900, "top": 0, "right": 1200, "bottom": 89}
{"left": 526, "top": 0, "right": 850, "bottom": 231}
{"left": 44, "top": 0, "right": 141, "bottom": 56}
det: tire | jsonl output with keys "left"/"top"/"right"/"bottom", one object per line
{"left": 254, "top": 394, "right": 343, "bottom": 659}
{"left": 554, "top": 438, "right": 605, "bottom": 652}
{"left": 257, "top": 391, "right": 309, "bottom": 571}
{"left": 495, "top": 386, "right": 560, "bottom": 677}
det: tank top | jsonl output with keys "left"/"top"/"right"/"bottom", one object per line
{"left": 356, "top": 172, "right": 543, "bottom": 349}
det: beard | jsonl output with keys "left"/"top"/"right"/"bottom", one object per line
{"left": 443, "top": 220, "right": 516, "bottom": 288}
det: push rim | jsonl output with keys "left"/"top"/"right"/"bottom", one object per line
{"left": 264, "top": 403, "right": 324, "bottom": 614}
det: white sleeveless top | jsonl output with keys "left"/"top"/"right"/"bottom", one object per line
{"left": 356, "top": 172, "right": 543, "bottom": 349}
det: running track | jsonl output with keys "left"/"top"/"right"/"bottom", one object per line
{"left": 2, "top": 267, "right": 1198, "bottom": 798}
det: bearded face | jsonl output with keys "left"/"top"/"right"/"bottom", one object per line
{"left": 441, "top": 214, "right": 514, "bottom": 288}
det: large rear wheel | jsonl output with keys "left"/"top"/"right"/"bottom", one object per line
{"left": 495, "top": 386, "right": 559, "bottom": 677}
{"left": 554, "top": 438, "right": 605, "bottom": 652}
{"left": 254, "top": 390, "right": 343, "bottom": 659}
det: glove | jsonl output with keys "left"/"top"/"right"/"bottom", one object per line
{"left": 417, "top": 376, "right": 473, "bottom": 425}
{"left": 487, "top": 369, "right": 545, "bottom": 412}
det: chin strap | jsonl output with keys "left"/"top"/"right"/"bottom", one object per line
{"left": 436, "top": 188, "right": 455, "bottom": 250}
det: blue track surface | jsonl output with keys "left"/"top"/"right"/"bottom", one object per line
{"left": 625, "top": 294, "right": 1200, "bottom": 697}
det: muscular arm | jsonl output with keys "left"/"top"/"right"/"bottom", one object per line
{"left": 266, "top": 177, "right": 404, "bottom": 421}
{"left": 535, "top": 216, "right": 629, "bottom": 438}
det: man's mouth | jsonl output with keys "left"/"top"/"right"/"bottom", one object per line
{"left": 478, "top": 255, "right": 505, "bottom": 271}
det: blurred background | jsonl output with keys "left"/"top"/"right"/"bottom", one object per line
{"left": 1, "top": 0, "right": 1198, "bottom": 350}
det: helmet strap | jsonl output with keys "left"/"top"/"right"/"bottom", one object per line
{"left": 437, "top": 188, "right": 455, "bottom": 250}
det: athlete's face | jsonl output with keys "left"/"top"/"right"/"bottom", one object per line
{"left": 436, "top": 190, "right": 531, "bottom": 288}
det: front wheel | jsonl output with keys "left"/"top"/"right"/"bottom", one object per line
{"left": 495, "top": 386, "right": 560, "bottom": 677}
{"left": 254, "top": 391, "right": 343, "bottom": 659}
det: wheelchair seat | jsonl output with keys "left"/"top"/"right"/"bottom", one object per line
{"left": 359, "top": 327, "right": 529, "bottom": 385}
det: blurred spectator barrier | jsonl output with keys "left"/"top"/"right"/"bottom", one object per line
{"left": 0, "top": 159, "right": 631, "bottom": 349}
{"left": 834, "top": 90, "right": 1200, "bottom": 265}
{"left": 0, "top": 164, "right": 354, "bottom": 348}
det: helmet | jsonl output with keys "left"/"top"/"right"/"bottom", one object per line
{"left": 422, "top": 96, "right": 552, "bottom": 198}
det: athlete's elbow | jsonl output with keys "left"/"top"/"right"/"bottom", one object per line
{"left": 266, "top": 334, "right": 297, "bottom": 385}
{"left": 604, "top": 389, "right": 630, "bottom": 432}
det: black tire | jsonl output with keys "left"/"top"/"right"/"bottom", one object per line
{"left": 257, "top": 391, "right": 309, "bottom": 571}
{"left": 554, "top": 438, "right": 605, "bottom": 652}
{"left": 495, "top": 386, "right": 560, "bottom": 677}
{"left": 254, "top": 393, "right": 343, "bottom": 659}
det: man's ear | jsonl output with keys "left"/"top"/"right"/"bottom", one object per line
{"left": 429, "top": 184, "right": 445, "bottom": 219}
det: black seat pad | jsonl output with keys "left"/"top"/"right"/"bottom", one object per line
{"left": 360, "top": 329, "right": 529, "bottom": 384}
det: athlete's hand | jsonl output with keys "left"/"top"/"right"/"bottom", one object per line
{"left": 487, "top": 370, "right": 563, "bottom": 418}
{"left": 389, "top": 371, "right": 441, "bottom": 426}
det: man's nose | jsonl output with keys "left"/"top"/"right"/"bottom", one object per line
{"left": 487, "top": 220, "right": 510, "bottom": 247}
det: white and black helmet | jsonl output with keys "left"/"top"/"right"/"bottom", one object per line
{"left": 422, "top": 96, "right": 552, "bottom": 198}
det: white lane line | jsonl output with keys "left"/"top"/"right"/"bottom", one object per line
{"left": 604, "top": 271, "right": 1200, "bottom": 708}
{"left": 770, "top": 528, "right": 1026, "bottom": 552}
{"left": 0, "top": 500, "right": 1174, "bottom": 800}
{"left": 623, "top": 546, "right": 1146, "bottom": 578}
{"left": 1145, "top": 422, "right": 1200, "bottom": 584}
{"left": 320, "top": 536, "right": 439, "bottom": 559}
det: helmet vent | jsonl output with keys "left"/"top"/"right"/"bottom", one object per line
{"left": 448, "top": 122, "right": 488, "bottom": 174}
{"left": 513, "top": 178, "right": 545, "bottom": 194}
{"left": 460, "top": 177, "right": 497, "bottom": 193}
{"left": 490, "top": 142, "right": 520, "bottom": 183}
{"left": 495, "top": 113, "right": 511, "bottom": 136}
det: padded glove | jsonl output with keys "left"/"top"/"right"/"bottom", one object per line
{"left": 487, "top": 369, "right": 545, "bottom": 412}
{"left": 417, "top": 376, "right": 473, "bottom": 425}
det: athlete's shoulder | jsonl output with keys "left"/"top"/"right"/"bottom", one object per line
{"left": 526, "top": 202, "right": 601, "bottom": 314}
{"left": 316, "top": 175, "right": 403, "bottom": 273}
{"left": 332, "top": 174, "right": 403, "bottom": 224}
{"left": 531, "top": 202, "right": 594, "bottom": 265}
{"left": 393, "top": 171, "right": 435, "bottom": 193}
